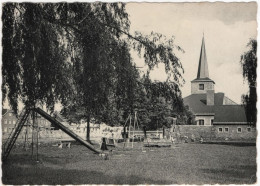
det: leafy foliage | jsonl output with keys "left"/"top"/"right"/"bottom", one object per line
{"left": 2, "top": 3, "right": 73, "bottom": 113}
{"left": 2, "top": 3, "right": 189, "bottom": 134}
{"left": 240, "top": 39, "right": 257, "bottom": 126}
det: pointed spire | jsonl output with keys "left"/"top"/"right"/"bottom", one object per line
{"left": 196, "top": 35, "right": 209, "bottom": 79}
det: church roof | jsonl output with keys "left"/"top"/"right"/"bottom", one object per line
{"left": 213, "top": 105, "right": 248, "bottom": 124}
{"left": 183, "top": 93, "right": 248, "bottom": 123}
{"left": 196, "top": 35, "right": 210, "bottom": 79}
{"left": 191, "top": 77, "right": 215, "bottom": 83}
{"left": 184, "top": 93, "right": 226, "bottom": 108}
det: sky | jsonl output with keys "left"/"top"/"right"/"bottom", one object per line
{"left": 126, "top": 2, "right": 257, "bottom": 103}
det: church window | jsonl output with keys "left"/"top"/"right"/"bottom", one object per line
{"left": 237, "top": 127, "right": 242, "bottom": 133}
{"left": 198, "top": 120, "right": 204, "bottom": 125}
{"left": 224, "top": 127, "right": 229, "bottom": 132}
{"left": 199, "top": 84, "right": 204, "bottom": 90}
{"left": 218, "top": 127, "right": 223, "bottom": 132}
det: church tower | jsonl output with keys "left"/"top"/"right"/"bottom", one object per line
{"left": 191, "top": 35, "right": 215, "bottom": 95}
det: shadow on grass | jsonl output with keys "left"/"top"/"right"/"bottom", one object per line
{"left": 201, "top": 165, "right": 256, "bottom": 184}
{"left": 2, "top": 165, "right": 171, "bottom": 185}
{"left": 2, "top": 154, "right": 172, "bottom": 185}
{"left": 202, "top": 141, "right": 256, "bottom": 147}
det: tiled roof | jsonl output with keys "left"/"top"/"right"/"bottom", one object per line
{"left": 183, "top": 93, "right": 225, "bottom": 114}
{"left": 213, "top": 105, "right": 247, "bottom": 123}
{"left": 2, "top": 109, "right": 8, "bottom": 115}
{"left": 183, "top": 93, "right": 247, "bottom": 123}
{"left": 191, "top": 77, "right": 215, "bottom": 83}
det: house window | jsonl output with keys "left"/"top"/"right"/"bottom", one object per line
{"left": 8, "top": 120, "right": 11, "bottom": 124}
{"left": 199, "top": 84, "right": 204, "bottom": 90}
{"left": 211, "top": 119, "right": 214, "bottom": 125}
{"left": 218, "top": 128, "right": 223, "bottom": 132}
{"left": 9, "top": 113, "right": 12, "bottom": 116}
{"left": 13, "top": 120, "right": 16, "bottom": 124}
{"left": 198, "top": 120, "right": 204, "bottom": 125}
{"left": 224, "top": 127, "right": 229, "bottom": 132}
{"left": 237, "top": 127, "right": 242, "bottom": 133}
{"left": 4, "top": 127, "right": 7, "bottom": 132}
{"left": 4, "top": 120, "right": 7, "bottom": 124}
{"left": 247, "top": 127, "right": 251, "bottom": 132}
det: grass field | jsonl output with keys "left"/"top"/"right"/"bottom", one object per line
{"left": 2, "top": 142, "right": 256, "bottom": 184}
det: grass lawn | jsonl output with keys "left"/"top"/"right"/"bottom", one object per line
{"left": 2, "top": 142, "right": 256, "bottom": 184}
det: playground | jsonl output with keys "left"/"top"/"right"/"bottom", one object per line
{"left": 2, "top": 141, "right": 256, "bottom": 184}
{"left": 1, "top": 108, "right": 257, "bottom": 185}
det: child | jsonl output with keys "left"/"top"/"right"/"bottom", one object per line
{"left": 101, "top": 137, "right": 108, "bottom": 151}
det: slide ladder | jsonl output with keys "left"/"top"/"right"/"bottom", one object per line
{"left": 2, "top": 108, "right": 30, "bottom": 161}
{"left": 34, "top": 107, "right": 102, "bottom": 154}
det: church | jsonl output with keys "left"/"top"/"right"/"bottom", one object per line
{"left": 183, "top": 36, "right": 256, "bottom": 140}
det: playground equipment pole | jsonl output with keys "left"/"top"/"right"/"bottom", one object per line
{"left": 36, "top": 112, "right": 39, "bottom": 162}
{"left": 31, "top": 109, "right": 39, "bottom": 161}
{"left": 132, "top": 111, "right": 136, "bottom": 148}
{"left": 23, "top": 117, "right": 29, "bottom": 150}
{"left": 31, "top": 111, "right": 34, "bottom": 159}
{"left": 163, "top": 126, "right": 165, "bottom": 139}
{"left": 129, "top": 115, "right": 131, "bottom": 148}
{"left": 123, "top": 114, "right": 131, "bottom": 149}
{"left": 23, "top": 125, "right": 27, "bottom": 149}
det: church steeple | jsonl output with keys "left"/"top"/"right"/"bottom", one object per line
{"left": 191, "top": 35, "right": 215, "bottom": 95}
{"left": 197, "top": 35, "right": 209, "bottom": 79}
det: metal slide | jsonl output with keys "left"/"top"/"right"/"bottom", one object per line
{"left": 34, "top": 107, "right": 102, "bottom": 154}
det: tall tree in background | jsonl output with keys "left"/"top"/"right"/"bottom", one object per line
{"left": 240, "top": 39, "right": 257, "bottom": 126}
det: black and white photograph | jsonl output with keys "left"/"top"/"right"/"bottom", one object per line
{"left": 1, "top": 1, "right": 257, "bottom": 185}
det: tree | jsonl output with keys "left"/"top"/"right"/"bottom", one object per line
{"left": 2, "top": 3, "right": 185, "bottom": 140}
{"left": 2, "top": 3, "right": 73, "bottom": 113}
{"left": 240, "top": 39, "right": 257, "bottom": 126}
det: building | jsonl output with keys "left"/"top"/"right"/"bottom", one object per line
{"left": 2, "top": 109, "right": 17, "bottom": 134}
{"left": 1, "top": 109, "right": 53, "bottom": 140}
{"left": 183, "top": 36, "right": 256, "bottom": 140}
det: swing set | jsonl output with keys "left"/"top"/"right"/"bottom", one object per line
{"left": 122, "top": 111, "right": 144, "bottom": 148}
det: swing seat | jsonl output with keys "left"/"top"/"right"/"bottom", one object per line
{"left": 101, "top": 137, "right": 115, "bottom": 147}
